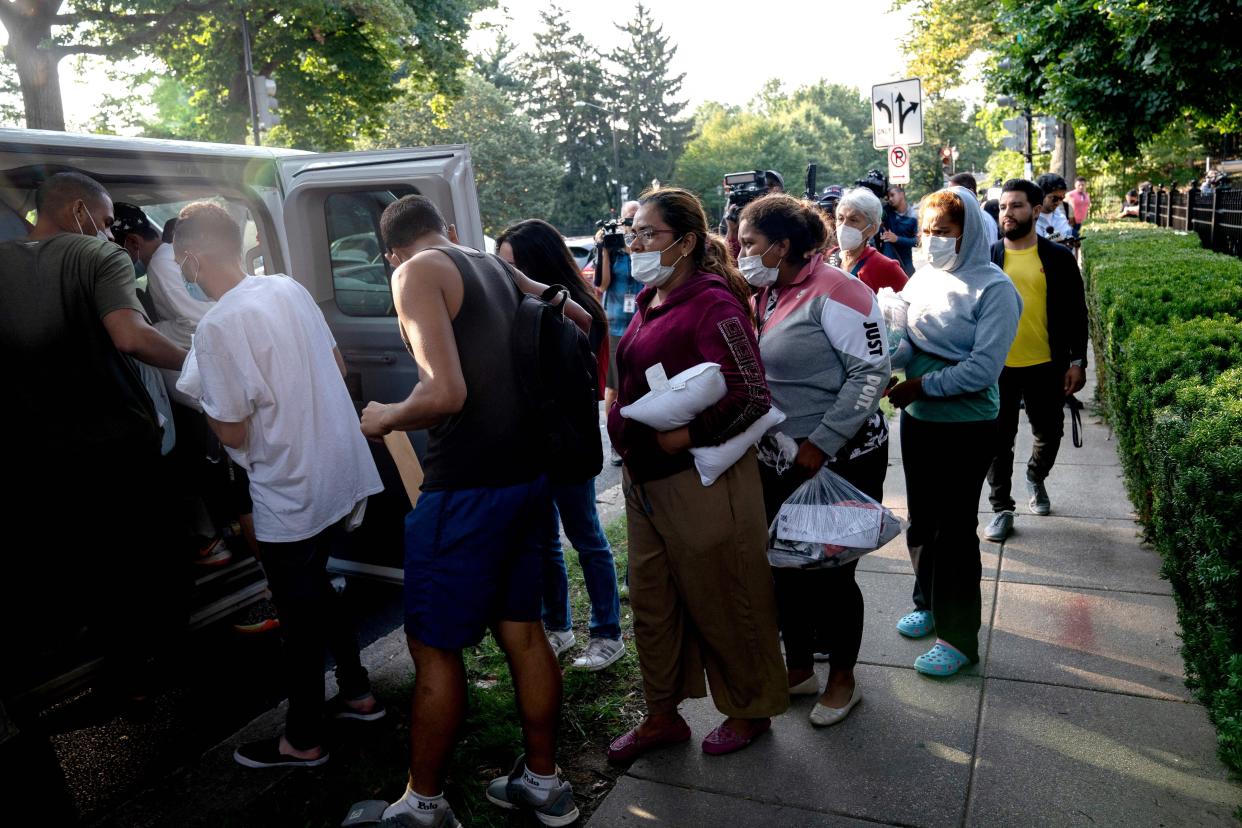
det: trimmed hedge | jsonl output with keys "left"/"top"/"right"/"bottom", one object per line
{"left": 1081, "top": 224, "right": 1242, "bottom": 773}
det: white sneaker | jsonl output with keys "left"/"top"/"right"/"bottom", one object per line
{"left": 546, "top": 629, "right": 576, "bottom": 658}
{"left": 571, "top": 637, "right": 624, "bottom": 671}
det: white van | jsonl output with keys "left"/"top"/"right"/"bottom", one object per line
{"left": 0, "top": 129, "right": 481, "bottom": 705}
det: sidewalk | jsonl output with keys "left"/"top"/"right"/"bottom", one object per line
{"left": 590, "top": 367, "right": 1242, "bottom": 827}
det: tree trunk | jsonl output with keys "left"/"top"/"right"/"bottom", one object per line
{"left": 1051, "top": 120, "right": 1077, "bottom": 183}
{"left": 2, "top": 3, "right": 66, "bottom": 131}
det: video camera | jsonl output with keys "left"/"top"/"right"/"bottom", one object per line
{"left": 596, "top": 216, "right": 632, "bottom": 252}
{"left": 723, "top": 170, "right": 771, "bottom": 211}
{"left": 854, "top": 169, "right": 889, "bottom": 201}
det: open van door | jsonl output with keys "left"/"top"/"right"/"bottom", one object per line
{"left": 277, "top": 146, "right": 483, "bottom": 583}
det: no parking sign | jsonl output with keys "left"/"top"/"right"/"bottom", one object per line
{"left": 888, "top": 145, "right": 910, "bottom": 185}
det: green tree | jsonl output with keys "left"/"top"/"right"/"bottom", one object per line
{"left": 366, "top": 71, "right": 560, "bottom": 236}
{"left": 472, "top": 29, "right": 522, "bottom": 98}
{"left": 993, "top": 0, "right": 1242, "bottom": 155}
{"left": 517, "top": 4, "right": 615, "bottom": 232}
{"left": 906, "top": 97, "right": 994, "bottom": 198}
{"left": 675, "top": 103, "right": 808, "bottom": 218}
{"left": 609, "top": 3, "right": 691, "bottom": 201}
{"left": 895, "top": 0, "right": 997, "bottom": 96}
{"left": 0, "top": 0, "right": 484, "bottom": 147}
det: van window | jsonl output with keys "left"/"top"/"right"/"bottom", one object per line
{"left": 325, "top": 188, "right": 416, "bottom": 317}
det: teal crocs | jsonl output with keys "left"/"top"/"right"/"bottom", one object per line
{"left": 896, "top": 610, "right": 934, "bottom": 638}
{"left": 914, "top": 640, "right": 971, "bottom": 677}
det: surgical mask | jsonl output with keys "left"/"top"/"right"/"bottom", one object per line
{"left": 133, "top": 259, "right": 147, "bottom": 278}
{"left": 927, "top": 235, "right": 960, "bottom": 270}
{"left": 739, "top": 242, "right": 780, "bottom": 287}
{"left": 630, "top": 235, "right": 686, "bottom": 287}
{"left": 837, "top": 223, "right": 868, "bottom": 252}
{"left": 74, "top": 201, "right": 108, "bottom": 241}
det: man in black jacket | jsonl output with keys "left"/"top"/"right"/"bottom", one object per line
{"left": 984, "top": 178, "right": 1089, "bottom": 542}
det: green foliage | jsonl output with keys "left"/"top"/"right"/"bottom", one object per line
{"left": 1080, "top": 223, "right": 1242, "bottom": 773}
{"left": 674, "top": 82, "right": 888, "bottom": 216}
{"left": 149, "top": 1, "right": 484, "bottom": 150}
{"left": 365, "top": 72, "right": 560, "bottom": 237}
{"left": 906, "top": 97, "right": 993, "bottom": 199}
{"left": 516, "top": 5, "right": 616, "bottom": 232}
{"left": 894, "top": 0, "right": 998, "bottom": 96}
{"left": 609, "top": 4, "right": 691, "bottom": 203}
{"left": 992, "top": 0, "right": 1242, "bottom": 155}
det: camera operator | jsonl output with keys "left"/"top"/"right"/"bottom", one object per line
{"left": 595, "top": 200, "right": 640, "bottom": 465}
{"left": 880, "top": 185, "right": 919, "bottom": 276}
{"left": 723, "top": 170, "right": 784, "bottom": 259}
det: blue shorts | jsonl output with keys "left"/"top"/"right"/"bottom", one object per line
{"left": 404, "top": 476, "right": 552, "bottom": 650}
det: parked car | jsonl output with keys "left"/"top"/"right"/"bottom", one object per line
{"left": 0, "top": 128, "right": 483, "bottom": 709}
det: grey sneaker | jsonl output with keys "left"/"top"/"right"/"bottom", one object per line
{"left": 985, "top": 511, "right": 1015, "bottom": 542}
{"left": 571, "top": 637, "right": 624, "bottom": 671}
{"left": 546, "top": 629, "right": 576, "bottom": 658}
{"left": 610, "top": 448, "right": 623, "bottom": 466}
{"left": 1027, "top": 476, "right": 1051, "bottom": 515}
{"left": 485, "top": 755, "right": 579, "bottom": 827}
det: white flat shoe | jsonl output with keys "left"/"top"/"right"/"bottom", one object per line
{"left": 809, "top": 685, "right": 862, "bottom": 727}
{"left": 789, "top": 675, "right": 820, "bottom": 696}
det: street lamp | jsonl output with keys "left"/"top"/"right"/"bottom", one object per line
{"left": 575, "top": 100, "right": 622, "bottom": 215}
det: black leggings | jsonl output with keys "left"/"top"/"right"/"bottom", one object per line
{"left": 760, "top": 443, "right": 888, "bottom": 672}
{"left": 903, "top": 412, "right": 997, "bottom": 663}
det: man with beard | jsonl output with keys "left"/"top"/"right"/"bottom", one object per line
{"left": 983, "top": 178, "right": 1088, "bottom": 542}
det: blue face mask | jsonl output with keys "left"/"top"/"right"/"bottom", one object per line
{"left": 184, "top": 280, "right": 210, "bottom": 302}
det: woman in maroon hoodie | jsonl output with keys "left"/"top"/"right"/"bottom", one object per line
{"left": 606, "top": 187, "right": 788, "bottom": 762}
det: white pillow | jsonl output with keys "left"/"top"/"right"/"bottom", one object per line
{"left": 691, "top": 407, "right": 786, "bottom": 487}
{"left": 620, "top": 362, "right": 727, "bottom": 430}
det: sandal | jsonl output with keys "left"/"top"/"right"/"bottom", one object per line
{"left": 914, "top": 640, "right": 972, "bottom": 677}
{"left": 896, "top": 610, "right": 935, "bottom": 638}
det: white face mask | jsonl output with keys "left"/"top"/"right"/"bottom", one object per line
{"left": 927, "top": 234, "right": 960, "bottom": 270}
{"left": 630, "top": 235, "right": 686, "bottom": 287}
{"left": 837, "top": 223, "right": 869, "bottom": 252}
{"left": 74, "top": 201, "right": 108, "bottom": 241}
{"left": 739, "top": 242, "right": 779, "bottom": 287}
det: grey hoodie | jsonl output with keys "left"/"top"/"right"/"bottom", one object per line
{"left": 900, "top": 186, "right": 1022, "bottom": 398}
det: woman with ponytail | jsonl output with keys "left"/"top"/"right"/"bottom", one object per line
{"left": 739, "top": 193, "right": 891, "bottom": 727}
{"left": 605, "top": 187, "right": 787, "bottom": 762}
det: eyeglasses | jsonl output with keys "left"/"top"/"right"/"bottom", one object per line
{"left": 624, "top": 228, "right": 673, "bottom": 246}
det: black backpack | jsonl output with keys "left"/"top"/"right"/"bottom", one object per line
{"left": 488, "top": 256, "right": 603, "bottom": 484}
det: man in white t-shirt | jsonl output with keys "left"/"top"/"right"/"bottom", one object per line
{"left": 173, "top": 202, "right": 385, "bottom": 770}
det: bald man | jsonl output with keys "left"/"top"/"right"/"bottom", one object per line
{"left": 0, "top": 171, "right": 188, "bottom": 697}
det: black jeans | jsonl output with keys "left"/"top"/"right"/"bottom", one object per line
{"left": 903, "top": 413, "right": 997, "bottom": 663}
{"left": 987, "top": 362, "right": 1066, "bottom": 512}
{"left": 760, "top": 442, "right": 888, "bottom": 672}
{"left": 259, "top": 521, "right": 370, "bottom": 750}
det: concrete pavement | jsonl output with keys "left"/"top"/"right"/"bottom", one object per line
{"left": 589, "top": 368, "right": 1242, "bottom": 827}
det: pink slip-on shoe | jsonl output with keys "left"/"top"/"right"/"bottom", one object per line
{"left": 607, "top": 719, "right": 692, "bottom": 764}
{"left": 701, "top": 718, "right": 771, "bottom": 756}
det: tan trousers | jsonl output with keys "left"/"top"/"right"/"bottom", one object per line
{"left": 624, "top": 450, "right": 789, "bottom": 719}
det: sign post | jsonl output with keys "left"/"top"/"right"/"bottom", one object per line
{"left": 872, "top": 78, "right": 924, "bottom": 150}
{"left": 888, "top": 144, "right": 910, "bottom": 185}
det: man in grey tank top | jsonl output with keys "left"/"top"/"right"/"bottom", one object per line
{"left": 360, "top": 196, "right": 590, "bottom": 828}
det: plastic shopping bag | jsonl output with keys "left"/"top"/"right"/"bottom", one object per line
{"left": 768, "top": 465, "right": 904, "bottom": 569}
{"left": 620, "top": 362, "right": 727, "bottom": 430}
{"left": 690, "top": 407, "right": 785, "bottom": 486}
{"left": 876, "top": 287, "right": 912, "bottom": 370}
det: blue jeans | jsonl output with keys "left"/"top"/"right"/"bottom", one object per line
{"left": 542, "top": 479, "right": 622, "bottom": 640}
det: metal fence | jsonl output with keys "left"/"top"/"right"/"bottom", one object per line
{"left": 1138, "top": 186, "right": 1242, "bottom": 258}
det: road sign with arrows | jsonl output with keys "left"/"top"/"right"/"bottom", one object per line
{"left": 872, "top": 78, "right": 924, "bottom": 149}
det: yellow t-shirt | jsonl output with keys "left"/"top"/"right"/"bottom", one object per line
{"left": 1003, "top": 244, "right": 1051, "bottom": 367}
